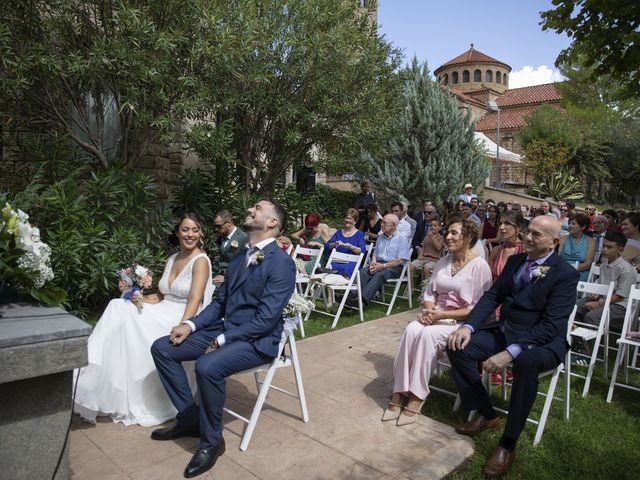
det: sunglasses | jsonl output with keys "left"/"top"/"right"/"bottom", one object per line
{"left": 213, "top": 220, "right": 229, "bottom": 230}
{"left": 561, "top": 208, "right": 568, "bottom": 212}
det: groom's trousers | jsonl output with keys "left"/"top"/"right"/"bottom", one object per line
{"left": 446, "top": 328, "right": 560, "bottom": 445}
{"left": 151, "top": 330, "right": 271, "bottom": 450}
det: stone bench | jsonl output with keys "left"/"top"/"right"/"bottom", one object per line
{"left": 0, "top": 302, "right": 92, "bottom": 480}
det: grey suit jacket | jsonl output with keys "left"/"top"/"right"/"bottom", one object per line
{"left": 215, "top": 227, "right": 249, "bottom": 275}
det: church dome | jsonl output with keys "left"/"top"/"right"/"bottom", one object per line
{"left": 434, "top": 44, "right": 511, "bottom": 94}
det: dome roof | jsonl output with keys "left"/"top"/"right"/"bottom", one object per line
{"left": 434, "top": 44, "right": 511, "bottom": 75}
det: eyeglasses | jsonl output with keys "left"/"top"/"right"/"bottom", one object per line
{"left": 560, "top": 208, "right": 568, "bottom": 212}
{"left": 425, "top": 210, "right": 434, "bottom": 214}
{"left": 213, "top": 220, "right": 229, "bottom": 230}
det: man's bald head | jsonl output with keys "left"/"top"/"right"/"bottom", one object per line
{"left": 524, "top": 215, "right": 561, "bottom": 259}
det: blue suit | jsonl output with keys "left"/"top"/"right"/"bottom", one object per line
{"left": 151, "top": 241, "right": 296, "bottom": 449}
{"left": 447, "top": 251, "right": 578, "bottom": 445}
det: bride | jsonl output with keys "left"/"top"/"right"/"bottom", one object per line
{"left": 74, "top": 213, "right": 215, "bottom": 426}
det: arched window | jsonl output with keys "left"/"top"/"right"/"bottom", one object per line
{"left": 474, "top": 69, "right": 481, "bottom": 82}
{"left": 443, "top": 73, "right": 449, "bottom": 85}
{"left": 496, "top": 71, "right": 502, "bottom": 84}
{"left": 463, "top": 70, "right": 470, "bottom": 82}
{"left": 452, "top": 72, "right": 459, "bottom": 84}
{"left": 485, "top": 70, "right": 493, "bottom": 82}
{"left": 503, "top": 74, "right": 507, "bottom": 85}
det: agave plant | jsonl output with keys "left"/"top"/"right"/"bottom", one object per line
{"left": 531, "top": 168, "right": 584, "bottom": 202}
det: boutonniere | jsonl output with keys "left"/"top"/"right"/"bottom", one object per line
{"left": 532, "top": 265, "right": 550, "bottom": 281}
{"left": 229, "top": 240, "right": 239, "bottom": 249}
{"left": 249, "top": 251, "right": 265, "bottom": 266}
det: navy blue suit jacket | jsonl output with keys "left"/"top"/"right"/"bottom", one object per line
{"left": 465, "top": 251, "right": 579, "bottom": 360}
{"left": 190, "top": 241, "right": 296, "bottom": 358}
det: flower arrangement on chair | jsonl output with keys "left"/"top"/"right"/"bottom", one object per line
{"left": 282, "top": 293, "right": 315, "bottom": 334}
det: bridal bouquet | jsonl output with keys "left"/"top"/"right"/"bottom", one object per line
{"left": 0, "top": 202, "right": 66, "bottom": 305}
{"left": 118, "top": 265, "right": 153, "bottom": 312}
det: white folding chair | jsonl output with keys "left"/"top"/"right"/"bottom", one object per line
{"left": 292, "top": 245, "right": 324, "bottom": 296}
{"left": 606, "top": 285, "right": 640, "bottom": 402}
{"left": 303, "top": 250, "right": 364, "bottom": 334}
{"left": 570, "top": 281, "right": 615, "bottom": 395}
{"left": 586, "top": 263, "right": 600, "bottom": 283}
{"left": 285, "top": 244, "right": 294, "bottom": 255}
{"left": 370, "top": 260, "right": 413, "bottom": 315}
{"left": 223, "top": 324, "right": 309, "bottom": 451}
{"left": 363, "top": 243, "right": 374, "bottom": 266}
{"left": 497, "top": 306, "right": 576, "bottom": 446}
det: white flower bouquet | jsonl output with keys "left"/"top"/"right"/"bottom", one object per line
{"left": 0, "top": 202, "right": 66, "bottom": 305}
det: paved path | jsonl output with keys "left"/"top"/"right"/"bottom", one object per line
{"left": 70, "top": 310, "right": 474, "bottom": 479}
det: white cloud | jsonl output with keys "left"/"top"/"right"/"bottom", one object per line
{"left": 509, "top": 65, "right": 564, "bottom": 88}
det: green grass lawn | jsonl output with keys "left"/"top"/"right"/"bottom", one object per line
{"left": 298, "top": 294, "right": 640, "bottom": 479}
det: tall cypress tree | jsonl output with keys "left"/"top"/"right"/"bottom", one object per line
{"left": 367, "top": 58, "right": 489, "bottom": 205}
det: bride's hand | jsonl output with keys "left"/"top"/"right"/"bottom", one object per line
{"left": 170, "top": 323, "right": 192, "bottom": 346}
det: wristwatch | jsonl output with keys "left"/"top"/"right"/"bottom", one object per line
{"left": 209, "top": 338, "right": 219, "bottom": 351}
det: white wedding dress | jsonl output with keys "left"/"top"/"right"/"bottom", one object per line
{"left": 74, "top": 252, "right": 214, "bottom": 426}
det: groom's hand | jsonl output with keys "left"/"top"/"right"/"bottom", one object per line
{"left": 170, "top": 323, "right": 192, "bottom": 346}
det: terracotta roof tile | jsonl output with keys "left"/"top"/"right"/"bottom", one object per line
{"left": 496, "top": 83, "right": 562, "bottom": 107}
{"left": 447, "top": 87, "right": 487, "bottom": 108}
{"left": 476, "top": 104, "right": 563, "bottom": 131}
{"left": 435, "top": 45, "right": 511, "bottom": 73}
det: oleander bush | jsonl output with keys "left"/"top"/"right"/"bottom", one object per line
{"left": 8, "top": 150, "right": 173, "bottom": 318}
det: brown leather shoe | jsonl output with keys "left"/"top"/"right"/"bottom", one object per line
{"left": 482, "top": 446, "right": 516, "bottom": 477}
{"left": 454, "top": 415, "right": 501, "bottom": 436}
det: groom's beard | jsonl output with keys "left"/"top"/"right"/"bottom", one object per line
{"left": 241, "top": 220, "right": 261, "bottom": 232}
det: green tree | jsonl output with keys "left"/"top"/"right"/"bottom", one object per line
{"left": 181, "top": 0, "right": 403, "bottom": 194}
{"left": 366, "top": 59, "right": 489, "bottom": 205}
{"left": 0, "top": 0, "right": 195, "bottom": 167}
{"left": 540, "top": 0, "right": 640, "bottom": 99}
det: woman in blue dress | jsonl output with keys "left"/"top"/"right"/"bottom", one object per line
{"left": 325, "top": 208, "right": 366, "bottom": 277}
{"left": 558, "top": 212, "right": 595, "bottom": 281}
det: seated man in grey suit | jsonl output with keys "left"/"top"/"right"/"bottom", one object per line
{"left": 212, "top": 209, "right": 248, "bottom": 285}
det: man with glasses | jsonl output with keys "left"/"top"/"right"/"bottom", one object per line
{"left": 212, "top": 209, "right": 248, "bottom": 285}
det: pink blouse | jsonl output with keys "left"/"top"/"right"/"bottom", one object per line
{"left": 423, "top": 255, "right": 493, "bottom": 311}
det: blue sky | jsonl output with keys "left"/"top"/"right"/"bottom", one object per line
{"left": 377, "top": 0, "right": 572, "bottom": 87}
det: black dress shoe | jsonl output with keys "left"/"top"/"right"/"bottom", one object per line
{"left": 184, "top": 438, "right": 226, "bottom": 478}
{"left": 151, "top": 423, "right": 200, "bottom": 441}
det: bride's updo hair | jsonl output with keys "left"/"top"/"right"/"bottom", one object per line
{"left": 169, "top": 213, "right": 205, "bottom": 248}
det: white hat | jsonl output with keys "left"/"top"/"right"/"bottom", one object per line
{"left": 464, "top": 183, "right": 473, "bottom": 189}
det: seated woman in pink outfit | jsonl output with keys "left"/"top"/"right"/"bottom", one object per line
{"left": 384, "top": 214, "right": 493, "bottom": 425}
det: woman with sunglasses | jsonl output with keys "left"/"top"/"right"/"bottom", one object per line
{"left": 558, "top": 203, "right": 570, "bottom": 234}
{"left": 291, "top": 213, "right": 331, "bottom": 273}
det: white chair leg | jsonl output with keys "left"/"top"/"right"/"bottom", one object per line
{"left": 357, "top": 276, "right": 364, "bottom": 323}
{"left": 563, "top": 357, "right": 571, "bottom": 421}
{"left": 288, "top": 335, "right": 309, "bottom": 422}
{"left": 239, "top": 366, "right": 277, "bottom": 451}
{"left": 331, "top": 291, "right": 348, "bottom": 329}
{"left": 606, "top": 344, "right": 626, "bottom": 403}
{"left": 534, "top": 367, "right": 560, "bottom": 447}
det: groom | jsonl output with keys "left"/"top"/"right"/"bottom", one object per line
{"left": 446, "top": 215, "right": 578, "bottom": 477}
{"left": 151, "top": 198, "right": 295, "bottom": 478}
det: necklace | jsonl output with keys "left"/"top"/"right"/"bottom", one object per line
{"left": 450, "top": 256, "right": 471, "bottom": 276}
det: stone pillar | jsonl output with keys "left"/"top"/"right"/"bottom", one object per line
{"left": 0, "top": 303, "right": 92, "bottom": 480}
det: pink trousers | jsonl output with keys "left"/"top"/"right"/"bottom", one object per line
{"left": 393, "top": 321, "right": 458, "bottom": 400}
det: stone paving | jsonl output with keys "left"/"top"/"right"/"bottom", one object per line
{"left": 69, "top": 310, "right": 474, "bottom": 479}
